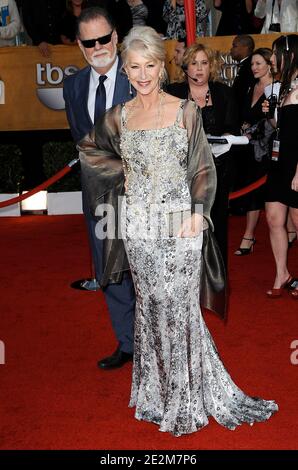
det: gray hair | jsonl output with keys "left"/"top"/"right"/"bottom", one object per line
{"left": 121, "top": 26, "right": 166, "bottom": 66}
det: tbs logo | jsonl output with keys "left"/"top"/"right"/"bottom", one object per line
{"left": 36, "top": 63, "right": 79, "bottom": 110}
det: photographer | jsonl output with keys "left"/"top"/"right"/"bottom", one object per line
{"left": 254, "top": 0, "right": 298, "bottom": 34}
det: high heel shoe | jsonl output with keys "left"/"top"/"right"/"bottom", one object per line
{"left": 288, "top": 231, "right": 297, "bottom": 248}
{"left": 288, "top": 278, "right": 298, "bottom": 299}
{"left": 266, "top": 275, "right": 293, "bottom": 298}
{"left": 234, "top": 237, "right": 256, "bottom": 256}
{"left": 290, "top": 289, "right": 298, "bottom": 299}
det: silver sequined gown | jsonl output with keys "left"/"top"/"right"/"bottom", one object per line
{"left": 120, "top": 103, "right": 278, "bottom": 436}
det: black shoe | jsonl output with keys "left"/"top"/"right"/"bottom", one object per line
{"left": 288, "top": 232, "right": 297, "bottom": 248}
{"left": 234, "top": 237, "right": 256, "bottom": 256}
{"left": 97, "top": 347, "right": 133, "bottom": 370}
{"left": 70, "top": 278, "right": 100, "bottom": 291}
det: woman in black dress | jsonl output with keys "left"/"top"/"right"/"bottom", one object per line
{"left": 167, "top": 43, "right": 239, "bottom": 268}
{"left": 265, "top": 35, "right": 298, "bottom": 299}
{"left": 234, "top": 48, "right": 273, "bottom": 256}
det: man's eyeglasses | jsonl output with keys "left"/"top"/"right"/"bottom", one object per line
{"left": 80, "top": 31, "right": 113, "bottom": 48}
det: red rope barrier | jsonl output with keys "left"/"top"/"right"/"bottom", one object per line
{"left": 229, "top": 175, "right": 267, "bottom": 200}
{"left": 0, "top": 158, "right": 79, "bottom": 209}
{"left": 0, "top": 158, "right": 267, "bottom": 209}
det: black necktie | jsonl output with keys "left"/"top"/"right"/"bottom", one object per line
{"left": 94, "top": 75, "right": 107, "bottom": 123}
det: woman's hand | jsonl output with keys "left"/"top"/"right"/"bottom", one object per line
{"left": 291, "top": 169, "right": 298, "bottom": 192}
{"left": 262, "top": 99, "right": 270, "bottom": 114}
{"left": 241, "top": 122, "right": 252, "bottom": 140}
{"left": 262, "top": 99, "right": 277, "bottom": 126}
{"left": 177, "top": 213, "right": 203, "bottom": 238}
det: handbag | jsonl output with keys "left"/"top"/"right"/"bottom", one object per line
{"left": 249, "top": 118, "right": 276, "bottom": 162}
{"left": 268, "top": 0, "right": 281, "bottom": 32}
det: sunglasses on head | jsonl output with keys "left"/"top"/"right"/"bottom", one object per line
{"left": 80, "top": 31, "right": 113, "bottom": 48}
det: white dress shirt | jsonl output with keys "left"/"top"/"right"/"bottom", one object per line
{"left": 255, "top": 0, "right": 298, "bottom": 33}
{"left": 88, "top": 56, "right": 119, "bottom": 124}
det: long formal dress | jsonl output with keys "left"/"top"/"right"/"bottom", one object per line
{"left": 119, "top": 100, "right": 278, "bottom": 436}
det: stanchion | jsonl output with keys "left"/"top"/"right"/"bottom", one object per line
{"left": 0, "top": 158, "right": 79, "bottom": 209}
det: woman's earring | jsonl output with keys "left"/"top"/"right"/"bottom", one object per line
{"left": 158, "top": 74, "right": 163, "bottom": 93}
{"left": 127, "top": 75, "right": 133, "bottom": 95}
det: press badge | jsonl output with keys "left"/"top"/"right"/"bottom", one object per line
{"left": 271, "top": 139, "right": 280, "bottom": 161}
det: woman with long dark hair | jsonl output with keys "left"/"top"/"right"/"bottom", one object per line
{"left": 264, "top": 35, "right": 298, "bottom": 298}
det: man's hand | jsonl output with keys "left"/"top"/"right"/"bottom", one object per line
{"left": 38, "top": 41, "right": 51, "bottom": 57}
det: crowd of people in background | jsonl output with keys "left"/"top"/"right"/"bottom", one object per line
{"left": 1, "top": 1, "right": 297, "bottom": 49}
{"left": 1, "top": 0, "right": 297, "bottom": 437}
{"left": 1, "top": 1, "right": 297, "bottom": 284}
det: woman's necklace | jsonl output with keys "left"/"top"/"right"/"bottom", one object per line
{"left": 126, "top": 91, "right": 165, "bottom": 130}
{"left": 190, "top": 89, "right": 210, "bottom": 107}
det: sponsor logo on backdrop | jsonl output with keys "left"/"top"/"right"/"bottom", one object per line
{"left": 36, "top": 63, "right": 79, "bottom": 110}
{"left": 220, "top": 53, "right": 239, "bottom": 86}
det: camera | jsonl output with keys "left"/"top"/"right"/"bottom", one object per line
{"left": 241, "top": 123, "right": 258, "bottom": 137}
{"left": 267, "top": 94, "right": 278, "bottom": 119}
{"left": 269, "top": 23, "right": 281, "bottom": 32}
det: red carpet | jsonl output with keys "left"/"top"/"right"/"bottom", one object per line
{"left": 0, "top": 214, "right": 297, "bottom": 450}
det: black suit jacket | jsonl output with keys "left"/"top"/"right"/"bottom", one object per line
{"left": 232, "top": 56, "right": 255, "bottom": 107}
{"left": 63, "top": 57, "right": 133, "bottom": 143}
{"left": 167, "top": 80, "right": 239, "bottom": 135}
{"left": 22, "top": 0, "right": 65, "bottom": 45}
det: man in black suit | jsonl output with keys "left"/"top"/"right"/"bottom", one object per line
{"left": 230, "top": 34, "right": 255, "bottom": 214}
{"left": 231, "top": 34, "right": 255, "bottom": 110}
{"left": 63, "top": 7, "right": 135, "bottom": 369}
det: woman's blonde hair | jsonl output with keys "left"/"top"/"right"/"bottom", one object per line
{"left": 121, "top": 26, "right": 167, "bottom": 81}
{"left": 182, "top": 43, "right": 223, "bottom": 82}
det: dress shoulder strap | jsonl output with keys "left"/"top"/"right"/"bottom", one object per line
{"left": 120, "top": 103, "right": 127, "bottom": 130}
{"left": 175, "top": 99, "right": 187, "bottom": 126}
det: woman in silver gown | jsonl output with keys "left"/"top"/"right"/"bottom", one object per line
{"left": 79, "top": 26, "right": 278, "bottom": 436}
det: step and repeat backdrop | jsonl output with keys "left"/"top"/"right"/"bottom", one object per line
{"left": 0, "top": 34, "right": 283, "bottom": 131}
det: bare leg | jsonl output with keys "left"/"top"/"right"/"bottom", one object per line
{"left": 266, "top": 202, "right": 290, "bottom": 289}
{"left": 286, "top": 211, "right": 298, "bottom": 244}
{"left": 234, "top": 210, "right": 260, "bottom": 254}
{"left": 288, "top": 207, "right": 298, "bottom": 298}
